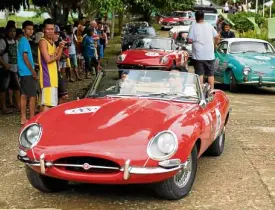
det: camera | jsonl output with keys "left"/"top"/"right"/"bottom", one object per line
{"left": 57, "top": 37, "right": 71, "bottom": 47}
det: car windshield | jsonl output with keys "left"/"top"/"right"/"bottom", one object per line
{"left": 126, "top": 22, "right": 148, "bottom": 28}
{"left": 132, "top": 38, "right": 173, "bottom": 50}
{"left": 204, "top": 14, "right": 216, "bottom": 21}
{"left": 229, "top": 41, "right": 275, "bottom": 54}
{"left": 171, "top": 12, "right": 187, "bottom": 17}
{"left": 88, "top": 70, "right": 201, "bottom": 102}
{"left": 178, "top": 20, "right": 193, "bottom": 25}
{"left": 136, "top": 27, "right": 156, "bottom": 36}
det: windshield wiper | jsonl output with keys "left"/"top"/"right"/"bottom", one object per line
{"left": 242, "top": 50, "right": 258, "bottom": 53}
{"left": 139, "top": 92, "right": 200, "bottom": 100}
{"left": 261, "top": 51, "right": 274, "bottom": 54}
{"left": 107, "top": 94, "right": 138, "bottom": 97}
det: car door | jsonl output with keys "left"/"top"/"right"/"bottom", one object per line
{"left": 200, "top": 91, "right": 221, "bottom": 148}
{"left": 214, "top": 41, "right": 229, "bottom": 83}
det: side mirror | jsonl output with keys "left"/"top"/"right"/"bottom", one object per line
{"left": 222, "top": 49, "right": 227, "bottom": 54}
{"left": 206, "top": 92, "right": 215, "bottom": 103}
{"left": 199, "top": 99, "right": 207, "bottom": 109}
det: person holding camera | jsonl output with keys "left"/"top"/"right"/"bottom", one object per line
{"left": 58, "top": 26, "right": 73, "bottom": 82}
{"left": 38, "top": 18, "right": 66, "bottom": 112}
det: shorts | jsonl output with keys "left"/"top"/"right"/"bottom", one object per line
{"left": 193, "top": 60, "right": 215, "bottom": 77}
{"left": 0, "top": 69, "right": 20, "bottom": 92}
{"left": 20, "top": 75, "right": 37, "bottom": 97}
{"left": 58, "top": 71, "right": 68, "bottom": 98}
{"left": 69, "top": 54, "right": 78, "bottom": 67}
{"left": 41, "top": 87, "right": 58, "bottom": 107}
{"left": 59, "top": 61, "right": 67, "bottom": 69}
{"left": 66, "top": 57, "right": 71, "bottom": 68}
{"left": 84, "top": 57, "right": 98, "bottom": 72}
{"left": 59, "top": 58, "right": 71, "bottom": 69}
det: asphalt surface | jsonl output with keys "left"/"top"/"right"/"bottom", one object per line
{"left": 0, "top": 31, "right": 274, "bottom": 210}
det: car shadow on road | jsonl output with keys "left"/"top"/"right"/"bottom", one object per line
{"left": 63, "top": 182, "right": 160, "bottom": 201}
{"left": 214, "top": 84, "right": 275, "bottom": 95}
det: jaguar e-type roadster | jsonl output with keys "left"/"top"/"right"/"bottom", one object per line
{"left": 18, "top": 70, "right": 230, "bottom": 200}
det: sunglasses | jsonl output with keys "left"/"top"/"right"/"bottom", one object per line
{"left": 169, "top": 74, "right": 180, "bottom": 79}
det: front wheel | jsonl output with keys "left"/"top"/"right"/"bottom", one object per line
{"left": 229, "top": 70, "right": 239, "bottom": 93}
{"left": 154, "top": 146, "right": 197, "bottom": 200}
{"left": 26, "top": 166, "right": 68, "bottom": 193}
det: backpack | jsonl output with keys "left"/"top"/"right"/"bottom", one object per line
{"left": 0, "top": 34, "right": 8, "bottom": 56}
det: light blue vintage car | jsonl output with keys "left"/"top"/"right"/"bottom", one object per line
{"left": 214, "top": 38, "right": 275, "bottom": 92}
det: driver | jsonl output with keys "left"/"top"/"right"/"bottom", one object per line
{"left": 115, "top": 70, "right": 136, "bottom": 94}
{"left": 168, "top": 70, "right": 184, "bottom": 93}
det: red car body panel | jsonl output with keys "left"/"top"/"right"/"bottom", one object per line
{"left": 160, "top": 11, "right": 195, "bottom": 25}
{"left": 117, "top": 49, "right": 188, "bottom": 70}
{"left": 21, "top": 89, "right": 230, "bottom": 184}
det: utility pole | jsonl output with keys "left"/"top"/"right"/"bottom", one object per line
{"left": 263, "top": 0, "right": 265, "bottom": 17}
{"left": 256, "top": 0, "right": 258, "bottom": 13}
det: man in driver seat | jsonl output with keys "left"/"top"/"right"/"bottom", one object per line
{"left": 115, "top": 70, "right": 136, "bottom": 94}
{"left": 168, "top": 69, "right": 197, "bottom": 96}
{"left": 168, "top": 70, "right": 184, "bottom": 93}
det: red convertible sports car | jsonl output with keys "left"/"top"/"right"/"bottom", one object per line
{"left": 117, "top": 37, "right": 189, "bottom": 77}
{"left": 18, "top": 70, "right": 230, "bottom": 200}
{"left": 160, "top": 11, "right": 195, "bottom": 30}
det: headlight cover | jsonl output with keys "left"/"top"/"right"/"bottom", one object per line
{"left": 160, "top": 56, "right": 169, "bottom": 64}
{"left": 19, "top": 123, "right": 42, "bottom": 150}
{"left": 147, "top": 131, "right": 178, "bottom": 161}
{"left": 243, "top": 66, "right": 251, "bottom": 76}
{"left": 118, "top": 54, "right": 127, "bottom": 62}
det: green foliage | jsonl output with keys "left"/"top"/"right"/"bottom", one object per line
{"left": 228, "top": 12, "right": 267, "bottom": 32}
{"left": 238, "top": 29, "right": 269, "bottom": 41}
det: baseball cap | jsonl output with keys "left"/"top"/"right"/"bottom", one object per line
{"left": 55, "top": 25, "right": 60, "bottom": 33}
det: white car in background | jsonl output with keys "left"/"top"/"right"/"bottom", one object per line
{"left": 168, "top": 20, "right": 193, "bottom": 37}
{"left": 204, "top": 13, "right": 218, "bottom": 29}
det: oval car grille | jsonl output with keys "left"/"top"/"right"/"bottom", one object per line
{"left": 54, "top": 157, "right": 121, "bottom": 174}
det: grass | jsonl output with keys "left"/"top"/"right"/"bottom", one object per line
{"left": 0, "top": 15, "right": 44, "bottom": 27}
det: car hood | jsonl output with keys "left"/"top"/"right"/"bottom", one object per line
{"left": 162, "top": 17, "right": 181, "bottom": 22}
{"left": 121, "top": 49, "right": 173, "bottom": 65}
{"left": 170, "top": 26, "right": 190, "bottom": 33}
{"left": 34, "top": 98, "right": 196, "bottom": 152}
{"left": 231, "top": 53, "right": 275, "bottom": 74}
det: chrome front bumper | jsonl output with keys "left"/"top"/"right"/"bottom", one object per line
{"left": 18, "top": 154, "right": 185, "bottom": 180}
{"left": 243, "top": 76, "right": 275, "bottom": 86}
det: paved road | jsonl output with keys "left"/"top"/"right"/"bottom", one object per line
{"left": 0, "top": 30, "right": 275, "bottom": 210}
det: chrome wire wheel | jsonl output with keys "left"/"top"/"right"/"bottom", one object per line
{"left": 174, "top": 156, "right": 192, "bottom": 188}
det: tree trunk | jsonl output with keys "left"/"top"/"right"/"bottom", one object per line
{"left": 50, "top": 3, "right": 69, "bottom": 25}
{"left": 143, "top": 9, "right": 151, "bottom": 22}
{"left": 5, "top": 9, "right": 9, "bottom": 22}
{"left": 111, "top": 11, "right": 115, "bottom": 39}
{"left": 118, "top": 12, "right": 124, "bottom": 35}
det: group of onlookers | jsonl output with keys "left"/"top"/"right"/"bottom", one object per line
{"left": 0, "top": 17, "right": 111, "bottom": 125}
{"left": 223, "top": 1, "right": 253, "bottom": 14}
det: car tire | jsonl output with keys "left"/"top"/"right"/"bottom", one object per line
{"left": 154, "top": 146, "right": 197, "bottom": 200}
{"left": 26, "top": 166, "right": 68, "bottom": 193}
{"left": 229, "top": 70, "right": 239, "bottom": 93}
{"left": 205, "top": 126, "right": 225, "bottom": 156}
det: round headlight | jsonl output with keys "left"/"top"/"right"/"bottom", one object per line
{"left": 19, "top": 123, "right": 42, "bottom": 150}
{"left": 243, "top": 67, "right": 251, "bottom": 76}
{"left": 157, "top": 132, "right": 176, "bottom": 154}
{"left": 147, "top": 131, "right": 178, "bottom": 161}
{"left": 118, "top": 54, "right": 127, "bottom": 62}
{"left": 160, "top": 57, "right": 169, "bottom": 64}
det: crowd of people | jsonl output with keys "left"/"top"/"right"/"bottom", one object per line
{"left": 223, "top": 0, "right": 253, "bottom": 14}
{"left": 0, "top": 17, "right": 111, "bottom": 125}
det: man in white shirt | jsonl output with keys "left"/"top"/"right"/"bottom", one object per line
{"left": 187, "top": 11, "right": 220, "bottom": 89}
